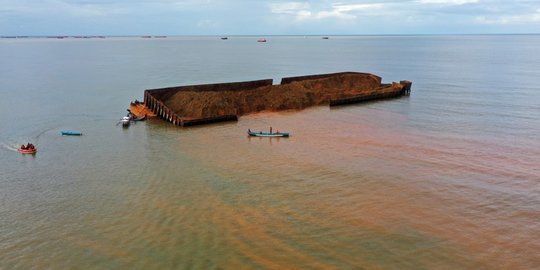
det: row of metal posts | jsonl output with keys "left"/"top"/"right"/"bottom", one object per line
{"left": 144, "top": 91, "right": 183, "bottom": 126}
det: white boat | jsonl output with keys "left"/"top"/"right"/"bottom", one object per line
{"left": 120, "top": 116, "right": 131, "bottom": 127}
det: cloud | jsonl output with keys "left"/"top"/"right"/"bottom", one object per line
{"left": 269, "top": 2, "right": 310, "bottom": 14}
{"left": 1, "top": 0, "right": 539, "bottom": 35}
{"left": 317, "top": 3, "right": 383, "bottom": 19}
{"left": 476, "top": 9, "right": 540, "bottom": 24}
{"left": 0, "top": 0, "right": 214, "bottom": 17}
{"left": 269, "top": 1, "right": 384, "bottom": 21}
{"left": 0, "top": 0, "right": 128, "bottom": 17}
{"left": 269, "top": 2, "right": 312, "bottom": 21}
{"left": 417, "top": 0, "right": 478, "bottom": 5}
{"left": 332, "top": 3, "right": 384, "bottom": 12}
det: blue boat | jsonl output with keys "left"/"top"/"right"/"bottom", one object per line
{"left": 61, "top": 131, "right": 83, "bottom": 136}
{"left": 247, "top": 130, "right": 289, "bottom": 137}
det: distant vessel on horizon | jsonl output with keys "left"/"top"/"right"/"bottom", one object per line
{"left": 257, "top": 38, "right": 267, "bottom": 42}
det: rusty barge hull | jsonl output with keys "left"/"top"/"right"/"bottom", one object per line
{"left": 140, "top": 72, "right": 412, "bottom": 127}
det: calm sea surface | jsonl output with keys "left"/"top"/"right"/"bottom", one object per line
{"left": 1, "top": 35, "right": 539, "bottom": 269}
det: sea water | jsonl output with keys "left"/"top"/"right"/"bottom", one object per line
{"left": 0, "top": 35, "right": 539, "bottom": 269}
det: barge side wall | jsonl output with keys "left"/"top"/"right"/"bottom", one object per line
{"left": 143, "top": 73, "right": 411, "bottom": 127}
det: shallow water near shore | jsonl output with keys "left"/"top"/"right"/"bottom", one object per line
{"left": 1, "top": 35, "right": 539, "bottom": 269}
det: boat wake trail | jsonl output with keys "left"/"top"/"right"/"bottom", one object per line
{"left": 0, "top": 125, "right": 59, "bottom": 152}
{"left": 34, "top": 126, "right": 58, "bottom": 143}
{"left": 30, "top": 125, "right": 60, "bottom": 144}
{"left": 0, "top": 141, "right": 19, "bottom": 152}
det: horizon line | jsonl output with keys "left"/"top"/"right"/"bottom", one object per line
{"left": 2, "top": 33, "right": 539, "bottom": 38}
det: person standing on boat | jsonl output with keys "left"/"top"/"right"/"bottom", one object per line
{"left": 270, "top": 127, "right": 272, "bottom": 134}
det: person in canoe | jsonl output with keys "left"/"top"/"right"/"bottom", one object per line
{"left": 20, "top": 143, "right": 34, "bottom": 150}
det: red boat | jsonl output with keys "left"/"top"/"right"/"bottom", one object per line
{"left": 18, "top": 143, "right": 37, "bottom": 154}
{"left": 18, "top": 147, "right": 37, "bottom": 154}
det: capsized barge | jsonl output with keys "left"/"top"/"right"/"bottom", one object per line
{"left": 134, "top": 72, "right": 411, "bottom": 127}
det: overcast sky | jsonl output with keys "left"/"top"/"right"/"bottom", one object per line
{"left": 1, "top": 0, "right": 539, "bottom": 35}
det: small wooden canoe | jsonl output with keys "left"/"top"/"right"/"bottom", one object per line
{"left": 248, "top": 131, "right": 289, "bottom": 137}
{"left": 18, "top": 147, "right": 37, "bottom": 154}
{"left": 61, "top": 131, "right": 82, "bottom": 136}
{"left": 132, "top": 114, "right": 147, "bottom": 121}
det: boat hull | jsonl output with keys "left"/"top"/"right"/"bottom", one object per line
{"left": 61, "top": 131, "right": 82, "bottom": 136}
{"left": 248, "top": 131, "right": 289, "bottom": 137}
{"left": 133, "top": 115, "right": 147, "bottom": 121}
{"left": 18, "top": 148, "right": 37, "bottom": 154}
